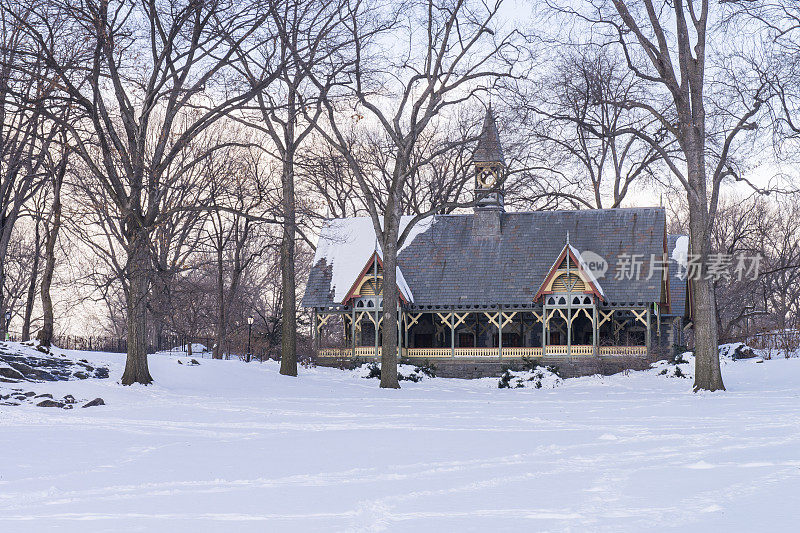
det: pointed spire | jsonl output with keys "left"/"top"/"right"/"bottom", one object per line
{"left": 473, "top": 106, "right": 505, "bottom": 164}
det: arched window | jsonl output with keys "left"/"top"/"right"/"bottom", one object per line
{"left": 552, "top": 273, "right": 586, "bottom": 293}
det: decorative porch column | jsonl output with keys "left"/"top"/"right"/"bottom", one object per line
{"left": 542, "top": 304, "right": 547, "bottom": 357}
{"left": 656, "top": 303, "right": 661, "bottom": 336}
{"left": 404, "top": 312, "right": 410, "bottom": 348}
{"left": 398, "top": 307, "right": 403, "bottom": 359}
{"left": 351, "top": 306, "right": 356, "bottom": 359}
{"left": 374, "top": 309, "right": 379, "bottom": 359}
{"left": 450, "top": 310, "right": 456, "bottom": 358}
{"left": 498, "top": 307, "right": 503, "bottom": 358}
{"left": 646, "top": 305, "right": 652, "bottom": 356}
{"left": 592, "top": 304, "right": 598, "bottom": 356}
{"left": 567, "top": 306, "right": 572, "bottom": 358}
{"left": 312, "top": 309, "right": 319, "bottom": 357}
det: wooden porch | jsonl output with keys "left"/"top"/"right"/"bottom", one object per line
{"left": 313, "top": 303, "right": 656, "bottom": 361}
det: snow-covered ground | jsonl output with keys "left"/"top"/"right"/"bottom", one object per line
{"left": 2, "top": 348, "right": 800, "bottom": 532}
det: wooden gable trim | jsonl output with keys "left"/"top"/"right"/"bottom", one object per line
{"left": 341, "top": 251, "right": 408, "bottom": 305}
{"left": 662, "top": 228, "right": 672, "bottom": 314}
{"left": 533, "top": 245, "right": 604, "bottom": 303}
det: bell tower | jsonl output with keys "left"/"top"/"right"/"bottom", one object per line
{"left": 473, "top": 106, "right": 505, "bottom": 211}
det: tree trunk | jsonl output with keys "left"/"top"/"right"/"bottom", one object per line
{"left": 212, "top": 239, "right": 226, "bottom": 359}
{"left": 686, "top": 135, "right": 725, "bottom": 392}
{"left": 0, "top": 257, "right": 6, "bottom": 340}
{"left": 38, "top": 172, "right": 62, "bottom": 348}
{"left": 21, "top": 218, "right": 41, "bottom": 341}
{"left": 379, "top": 208, "right": 401, "bottom": 389}
{"left": 279, "top": 144, "right": 298, "bottom": 376}
{"left": 121, "top": 230, "right": 153, "bottom": 385}
{"left": 688, "top": 209, "right": 724, "bottom": 391}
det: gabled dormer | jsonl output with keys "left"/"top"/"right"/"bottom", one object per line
{"left": 341, "top": 251, "right": 411, "bottom": 306}
{"left": 534, "top": 244, "right": 605, "bottom": 303}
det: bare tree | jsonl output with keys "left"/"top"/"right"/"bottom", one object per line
{"left": 18, "top": 0, "right": 281, "bottom": 384}
{"left": 204, "top": 147, "right": 277, "bottom": 359}
{"left": 20, "top": 200, "right": 43, "bottom": 340}
{"left": 521, "top": 49, "right": 669, "bottom": 208}
{"left": 310, "top": 0, "right": 521, "bottom": 388}
{"left": 543, "top": 0, "right": 778, "bottom": 391}
{"left": 708, "top": 196, "right": 768, "bottom": 340}
{"left": 233, "top": 0, "right": 345, "bottom": 375}
{"left": 0, "top": 1, "right": 62, "bottom": 338}
{"left": 298, "top": 141, "right": 365, "bottom": 220}
{"left": 37, "top": 146, "right": 67, "bottom": 347}
{"left": 757, "top": 197, "right": 800, "bottom": 333}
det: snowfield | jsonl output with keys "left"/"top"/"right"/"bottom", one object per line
{"left": 2, "top": 348, "right": 800, "bottom": 532}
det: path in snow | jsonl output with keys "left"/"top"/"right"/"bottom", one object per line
{"left": 1, "top": 351, "right": 799, "bottom": 532}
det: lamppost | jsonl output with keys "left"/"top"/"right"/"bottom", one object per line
{"left": 247, "top": 316, "right": 254, "bottom": 363}
{"left": 4, "top": 311, "right": 10, "bottom": 341}
{"left": 743, "top": 305, "right": 755, "bottom": 345}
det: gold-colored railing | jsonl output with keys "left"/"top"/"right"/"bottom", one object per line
{"left": 599, "top": 346, "right": 648, "bottom": 356}
{"left": 317, "top": 345, "right": 648, "bottom": 358}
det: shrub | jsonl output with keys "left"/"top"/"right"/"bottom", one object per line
{"left": 498, "top": 369, "right": 514, "bottom": 389}
{"left": 520, "top": 355, "right": 539, "bottom": 372}
{"left": 671, "top": 343, "right": 689, "bottom": 364}
{"left": 365, "top": 362, "right": 381, "bottom": 379}
{"left": 414, "top": 359, "right": 437, "bottom": 378}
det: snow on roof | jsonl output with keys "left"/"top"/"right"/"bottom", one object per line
{"left": 671, "top": 235, "right": 689, "bottom": 269}
{"left": 570, "top": 244, "right": 606, "bottom": 298}
{"left": 535, "top": 243, "right": 606, "bottom": 300}
{"left": 374, "top": 247, "right": 413, "bottom": 303}
{"left": 311, "top": 215, "right": 435, "bottom": 304}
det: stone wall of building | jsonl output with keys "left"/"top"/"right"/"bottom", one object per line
{"left": 315, "top": 354, "right": 657, "bottom": 379}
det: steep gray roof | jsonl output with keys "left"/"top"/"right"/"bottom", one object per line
{"left": 303, "top": 208, "right": 670, "bottom": 309}
{"left": 473, "top": 107, "right": 504, "bottom": 164}
{"left": 666, "top": 234, "right": 688, "bottom": 317}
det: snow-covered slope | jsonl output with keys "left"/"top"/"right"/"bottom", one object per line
{"left": 0, "top": 341, "right": 110, "bottom": 383}
{"left": 1, "top": 349, "right": 799, "bottom": 532}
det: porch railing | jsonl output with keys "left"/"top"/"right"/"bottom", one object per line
{"left": 317, "top": 345, "right": 648, "bottom": 359}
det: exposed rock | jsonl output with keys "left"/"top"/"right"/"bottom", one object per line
{"left": 63, "top": 394, "right": 76, "bottom": 404}
{"left": 188, "top": 359, "right": 200, "bottom": 366}
{"left": 0, "top": 401, "right": 19, "bottom": 406}
{"left": 35, "top": 393, "right": 53, "bottom": 399}
{"left": 0, "top": 343, "right": 111, "bottom": 383}
{"left": 23, "top": 391, "right": 36, "bottom": 397}
{"left": 82, "top": 398, "right": 105, "bottom": 408}
{"left": 732, "top": 345, "right": 757, "bottom": 360}
{"left": 63, "top": 404, "right": 73, "bottom": 410}
{"left": 719, "top": 343, "right": 758, "bottom": 361}
{"left": 37, "top": 399, "right": 64, "bottom": 407}
{"left": 0, "top": 366, "right": 24, "bottom": 381}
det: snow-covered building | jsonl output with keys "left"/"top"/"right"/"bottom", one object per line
{"left": 302, "top": 110, "right": 688, "bottom": 375}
